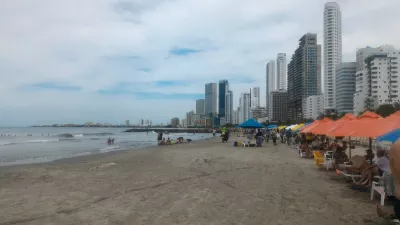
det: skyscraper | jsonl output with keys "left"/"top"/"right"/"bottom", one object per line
{"left": 239, "top": 93, "right": 251, "bottom": 123}
{"left": 287, "top": 33, "right": 322, "bottom": 120}
{"left": 225, "top": 90, "right": 233, "bottom": 124}
{"left": 335, "top": 62, "right": 356, "bottom": 114}
{"left": 218, "top": 80, "right": 229, "bottom": 118}
{"left": 251, "top": 87, "right": 260, "bottom": 108}
{"left": 196, "top": 99, "right": 205, "bottom": 115}
{"left": 269, "top": 90, "right": 288, "bottom": 122}
{"left": 276, "top": 53, "right": 287, "bottom": 90}
{"left": 205, "top": 83, "right": 217, "bottom": 118}
{"left": 324, "top": 2, "right": 342, "bottom": 111}
{"left": 266, "top": 60, "right": 276, "bottom": 117}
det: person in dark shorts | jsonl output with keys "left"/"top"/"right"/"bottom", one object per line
{"left": 157, "top": 132, "right": 163, "bottom": 144}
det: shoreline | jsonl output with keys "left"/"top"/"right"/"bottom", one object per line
{"left": 0, "top": 138, "right": 212, "bottom": 170}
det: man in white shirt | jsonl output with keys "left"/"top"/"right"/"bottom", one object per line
{"left": 355, "top": 150, "right": 390, "bottom": 187}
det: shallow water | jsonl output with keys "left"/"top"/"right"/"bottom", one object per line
{"left": 0, "top": 127, "right": 211, "bottom": 166}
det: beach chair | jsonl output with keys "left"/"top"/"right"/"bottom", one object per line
{"left": 371, "top": 179, "right": 385, "bottom": 206}
{"left": 371, "top": 172, "right": 393, "bottom": 206}
{"left": 335, "top": 169, "right": 363, "bottom": 182}
{"left": 313, "top": 151, "right": 325, "bottom": 169}
{"left": 241, "top": 138, "right": 250, "bottom": 147}
{"left": 324, "top": 151, "right": 334, "bottom": 170}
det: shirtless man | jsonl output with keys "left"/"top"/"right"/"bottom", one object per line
{"left": 377, "top": 139, "right": 400, "bottom": 223}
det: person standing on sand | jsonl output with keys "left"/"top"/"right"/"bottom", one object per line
{"left": 376, "top": 139, "right": 400, "bottom": 224}
{"left": 271, "top": 130, "right": 277, "bottom": 145}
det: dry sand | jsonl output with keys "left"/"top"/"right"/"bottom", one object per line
{"left": 0, "top": 139, "right": 390, "bottom": 225}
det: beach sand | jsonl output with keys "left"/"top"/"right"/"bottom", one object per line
{"left": 0, "top": 139, "right": 388, "bottom": 225}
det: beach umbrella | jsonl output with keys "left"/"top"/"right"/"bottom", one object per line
{"left": 237, "top": 118, "right": 266, "bottom": 129}
{"left": 377, "top": 128, "right": 400, "bottom": 143}
{"left": 385, "top": 111, "right": 400, "bottom": 121}
{"left": 267, "top": 124, "right": 278, "bottom": 129}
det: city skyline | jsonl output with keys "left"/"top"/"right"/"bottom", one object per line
{"left": 1, "top": 0, "right": 400, "bottom": 125}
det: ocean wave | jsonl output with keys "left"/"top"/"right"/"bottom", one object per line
{"left": 0, "top": 139, "right": 60, "bottom": 146}
{"left": 55, "top": 132, "right": 114, "bottom": 138}
{"left": 99, "top": 145, "right": 120, "bottom": 153}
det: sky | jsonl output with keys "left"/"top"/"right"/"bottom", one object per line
{"left": 1, "top": 0, "right": 400, "bottom": 126}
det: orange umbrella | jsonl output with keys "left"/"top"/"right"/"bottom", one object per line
{"left": 350, "top": 119, "right": 400, "bottom": 138}
{"left": 301, "top": 118, "right": 333, "bottom": 133}
{"left": 385, "top": 110, "right": 400, "bottom": 121}
{"left": 338, "top": 113, "right": 357, "bottom": 121}
{"left": 326, "top": 111, "right": 381, "bottom": 137}
{"left": 312, "top": 113, "right": 357, "bottom": 135}
{"left": 357, "top": 111, "right": 382, "bottom": 120}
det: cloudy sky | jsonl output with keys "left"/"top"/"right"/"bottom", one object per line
{"left": 1, "top": 0, "right": 399, "bottom": 126}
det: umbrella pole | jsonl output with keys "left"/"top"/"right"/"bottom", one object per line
{"left": 348, "top": 136, "right": 351, "bottom": 159}
{"left": 369, "top": 138, "right": 372, "bottom": 150}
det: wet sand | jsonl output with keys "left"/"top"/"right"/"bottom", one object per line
{"left": 0, "top": 139, "right": 388, "bottom": 225}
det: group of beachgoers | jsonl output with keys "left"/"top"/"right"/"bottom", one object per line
{"left": 156, "top": 132, "right": 191, "bottom": 145}
{"left": 291, "top": 132, "right": 400, "bottom": 223}
{"left": 239, "top": 128, "right": 295, "bottom": 147}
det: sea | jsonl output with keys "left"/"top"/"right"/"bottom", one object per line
{"left": 0, "top": 127, "right": 212, "bottom": 166}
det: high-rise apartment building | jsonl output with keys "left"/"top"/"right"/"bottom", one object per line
{"left": 186, "top": 110, "right": 195, "bottom": 127}
{"left": 218, "top": 80, "right": 229, "bottom": 118}
{"left": 224, "top": 90, "right": 233, "bottom": 124}
{"left": 252, "top": 87, "right": 260, "bottom": 108}
{"left": 354, "top": 46, "right": 400, "bottom": 114}
{"left": 336, "top": 62, "right": 356, "bottom": 114}
{"left": 269, "top": 90, "right": 288, "bottom": 122}
{"left": 266, "top": 60, "right": 276, "bottom": 117}
{"left": 196, "top": 99, "right": 205, "bottom": 115}
{"left": 232, "top": 110, "right": 238, "bottom": 125}
{"left": 205, "top": 83, "right": 217, "bottom": 118}
{"left": 239, "top": 93, "right": 251, "bottom": 123}
{"left": 287, "top": 33, "right": 322, "bottom": 120}
{"left": 170, "top": 117, "right": 180, "bottom": 127}
{"left": 302, "top": 95, "right": 324, "bottom": 120}
{"left": 324, "top": 2, "right": 342, "bottom": 111}
{"left": 276, "top": 53, "right": 287, "bottom": 90}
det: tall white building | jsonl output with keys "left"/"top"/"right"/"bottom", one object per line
{"left": 225, "top": 91, "right": 233, "bottom": 124}
{"left": 323, "top": 2, "right": 342, "bottom": 111}
{"left": 354, "top": 45, "right": 400, "bottom": 114}
{"left": 303, "top": 95, "right": 324, "bottom": 120}
{"left": 205, "top": 83, "right": 217, "bottom": 117}
{"left": 266, "top": 60, "right": 276, "bottom": 116}
{"left": 239, "top": 93, "right": 251, "bottom": 123}
{"left": 232, "top": 110, "right": 238, "bottom": 125}
{"left": 251, "top": 87, "right": 260, "bottom": 108}
{"left": 276, "top": 53, "right": 287, "bottom": 90}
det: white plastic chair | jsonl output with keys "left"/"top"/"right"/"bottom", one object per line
{"left": 324, "top": 151, "right": 334, "bottom": 170}
{"left": 371, "top": 181, "right": 386, "bottom": 206}
{"left": 241, "top": 139, "right": 250, "bottom": 147}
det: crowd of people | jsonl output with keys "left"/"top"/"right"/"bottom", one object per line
{"left": 156, "top": 132, "right": 192, "bottom": 145}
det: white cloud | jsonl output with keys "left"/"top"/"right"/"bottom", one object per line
{"left": 0, "top": 0, "right": 400, "bottom": 125}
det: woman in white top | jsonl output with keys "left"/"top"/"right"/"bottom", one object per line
{"left": 355, "top": 149, "right": 390, "bottom": 187}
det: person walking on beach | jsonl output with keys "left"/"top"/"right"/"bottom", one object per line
{"left": 271, "top": 130, "right": 277, "bottom": 145}
{"left": 286, "top": 128, "right": 292, "bottom": 146}
{"left": 212, "top": 129, "right": 216, "bottom": 139}
{"left": 255, "top": 129, "right": 263, "bottom": 147}
{"left": 265, "top": 129, "right": 270, "bottom": 143}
